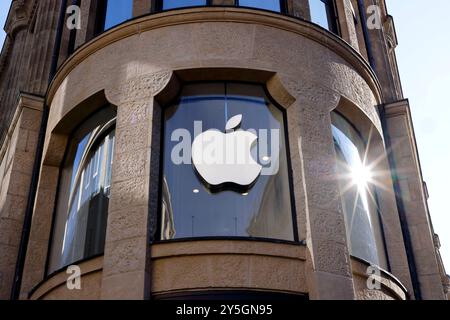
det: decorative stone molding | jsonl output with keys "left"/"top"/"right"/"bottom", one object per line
{"left": 4, "top": 0, "right": 30, "bottom": 38}
{"left": 47, "top": 7, "right": 383, "bottom": 106}
{"left": 105, "top": 71, "right": 172, "bottom": 105}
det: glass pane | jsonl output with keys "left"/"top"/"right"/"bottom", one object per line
{"left": 239, "top": 0, "right": 281, "bottom": 12}
{"left": 309, "top": 0, "right": 331, "bottom": 30}
{"left": 332, "top": 112, "right": 387, "bottom": 268}
{"left": 49, "top": 107, "right": 116, "bottom": 273}
{"left": 104, "top": 0, "right": 133, "bottom": 30}
{"left": 163, "top": 0, "right": 207, "bottom": 10}
{"left": 161, "top": 83, "right": 294, "bottom": 241}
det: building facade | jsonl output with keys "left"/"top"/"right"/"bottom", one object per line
{"left": 0, "top": 0, "right": 448, "bottom": 300}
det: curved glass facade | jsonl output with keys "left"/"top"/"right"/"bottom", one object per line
{"left": 48, "top": 107, "right": 116, "bottom": 274}
{"left": 332, "top": 112, "right": 387, "bottom": 268}
{"left": 160, "top": 82, "right": 295, "bottom": 241}
{"left": 95, "top": 1, "right": 338, "bottom": 33}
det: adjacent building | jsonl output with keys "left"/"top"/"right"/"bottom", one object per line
{"left": 0, "top": 0, "right": 448, "bottom": 300}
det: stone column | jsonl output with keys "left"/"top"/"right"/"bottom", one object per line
{"left": 335, "top": 0, "right": 360, "bottom": 50}
{"left": 75, "top": 0, "right": 97, "bottom": 48}
{"left": 384, "top": 100, "right": 446, "bottom": 300}
{"left": 24, "top": 0, "right": 62, "bottom": 95}
{"left": 133, "top": 0, "right": 153, "bottom": 16}
{"left": 287, "top": 0, "right": 310, "bottom": 20}
{"left": 283, "top": 77, "right": 355, "bottom": 300}
{"left": 0, "top": 94, "right": 44, "bottom": 300}
{"left": 101, "top": 71, "right": 171, "bottom": 299}
{"left": 211, "top": 0, "right": 235, "bottom": 5}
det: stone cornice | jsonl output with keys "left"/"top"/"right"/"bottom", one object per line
{"left": 4, "top": 0, "right": 29, "bottom": 38}
{"left": 47, "top": 7, "right": 383, "bottom": 105}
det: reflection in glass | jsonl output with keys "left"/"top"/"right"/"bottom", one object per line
{"left": 239, "top": 0, "right": 281, "bottom": 12}
{"left": 332, "top": 112, "right": 387, "bottom": 268}
{"left": 103, "top": 0, "right": 133, "bottom": 30}
{"left": 48, "top": 107, "right": 116, "bottom": 274}
{"left": 308, "top": 0, "right": 336, "bottom": 32}
{"left": 162, "top": 0, "right": 207, "bottom": 10}
{"left": 161, "top": 83, "right": 294, "bottom": 241}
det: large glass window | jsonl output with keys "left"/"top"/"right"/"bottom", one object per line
{"left": 238, "top": 0, "right": 282, "bottom": 12}
{"left": 308, "top": 0, "right": 338, "bottom": 32}
{"left": 332, "top": 112, "right": 387, "bottom": 268}
{"left": 48, "top": 106, "right": 116, "bottom": 274}
{"left": 159, "top": 1, "right": 282, "bottom": 12}
{"left": 162, "top": 0, "right": 207, "bottom": 10}
{"left": 103, "top": 0, "right": 133, "bottom": 31}
{"left": 160, "top": 83, "right": 295, "bottom": 241}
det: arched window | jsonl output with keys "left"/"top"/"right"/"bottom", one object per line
{"left": 332, "top": 111, "right": 387, "bottom": 268}
{"left": 308, "top": 0, "right": 339, "bottom": 33}
{"left": 48, "top": 106, "right": 116, "bottom": 274}
{"left": 160, "top": 82, "right": 295, "bottom": 241}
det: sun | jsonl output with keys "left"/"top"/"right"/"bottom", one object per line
{"left": 351, "top": 162, "right": 373, "bottom": 191}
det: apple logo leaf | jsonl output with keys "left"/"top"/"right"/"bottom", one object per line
{"left": 225, "top": 114, "right": 243, "bottom": 132}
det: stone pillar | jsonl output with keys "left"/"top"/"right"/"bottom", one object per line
{"left": 19, "top": 163, "right": 62, "bottom": 299}
{"left": 0, "top": 0, "right": 30, "bottom": 150}
{"left": 287, "top": 0, "right": 310, "bottom": 20}
{"left": 0, "top": 94, "right": 44, "bottom": 300}
{"left": 384, "top": 100, "right": 446, "bottom": 300}
{"left": 335, "top": 0, "right": 360, "bottom": 50}
{"left": 24, "top": 0, "right": 62, "bottom": 95}
{"left": 211, "top": 0, "right": 235, "bottom": 5}
{"left": 75, "top": 0, "right": 96, "bottom": 48}
{"left": 101, "top": 71, "right": 171, "bottom": 299}
{"left": 283, "top": 77, "right": 355, "bottom": 300}
{"left": 134, "top": 0, "right": 153, "bottom": 16}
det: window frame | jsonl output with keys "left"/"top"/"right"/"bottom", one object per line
{"left": 154, "top": 80, "right": 300, "bottom": 245}
{"left": 308, "top": 0, "right": 340, "bottom": 34}
{"left": 45, "top": 106, "right": 117, "bottom": 277}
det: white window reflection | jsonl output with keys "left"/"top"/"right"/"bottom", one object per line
{"left": 49, "top": 107, "right": 116, "bottom": 274}
{"left": 332, "top": 112, "right": 387, "bottom": 268}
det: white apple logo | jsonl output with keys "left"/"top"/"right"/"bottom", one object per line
{"left": 191, "top": 114, "right": 262, "bottom": 192}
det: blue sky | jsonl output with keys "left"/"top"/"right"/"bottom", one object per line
{"left": 0, "top": 2, "right": 448, "bottom": 272}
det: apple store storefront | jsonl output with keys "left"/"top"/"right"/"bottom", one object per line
{"left": 38, "top": 74, "right": 391, "bottom": 299}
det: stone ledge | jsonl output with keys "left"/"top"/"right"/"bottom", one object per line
{"left": 351, "top": 256, "right": 408, "bottom": 300}
{"left": 28, "top": 256, "right": 103, "bottom": 300}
